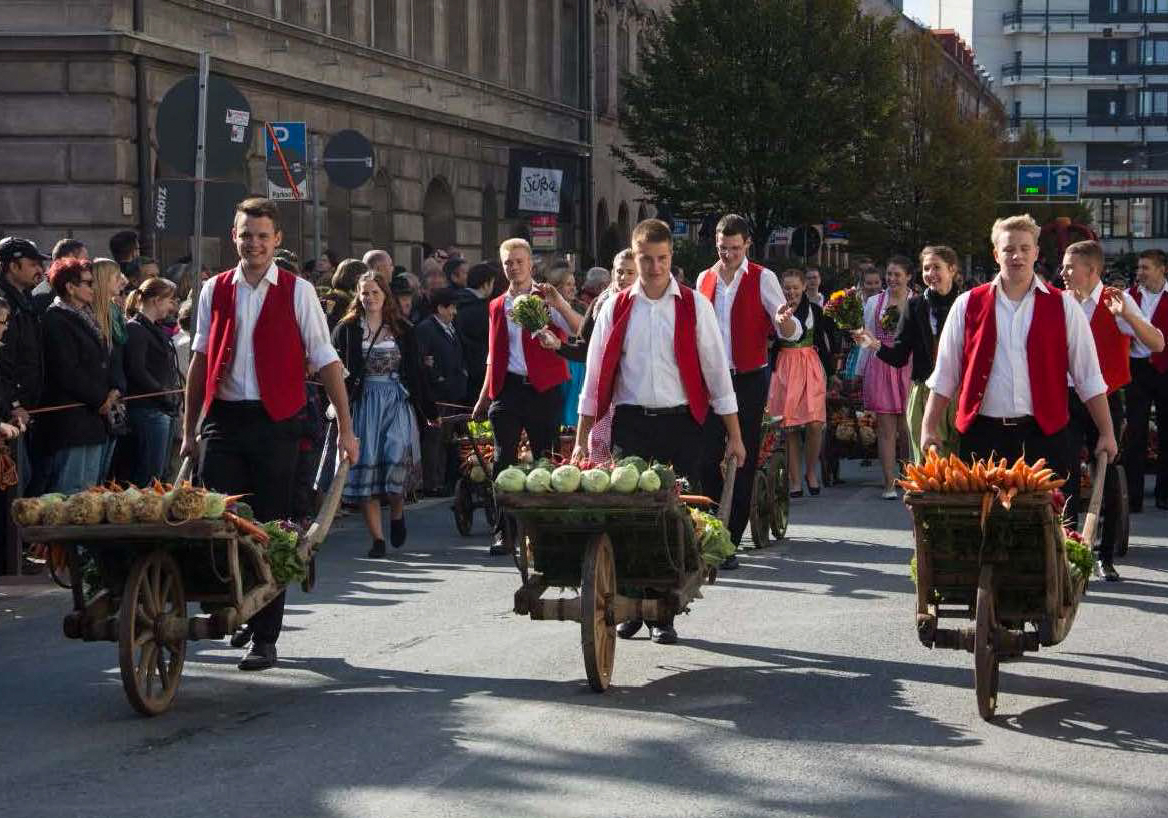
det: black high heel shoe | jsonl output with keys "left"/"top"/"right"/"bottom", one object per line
{"left": 389, "top": 516, "right": 407, "bottom": 548}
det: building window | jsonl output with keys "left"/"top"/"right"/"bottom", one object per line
{"left": 447, "top": 0, "right": 468, "bottom": 72}
{"left": 1141, "top": 90, "right": 1168, "bottom": 116}
{"left": 535, "top": 0, "right": 554, "bottom": 97}
{"left": 1142, "top": 39, "right": 1168, "bottom": 65}
{"left": 561, "top": 0, "right": 579, "bottom": 106}
{"left": 617, "top": 19, "right": 629, "bottom": 113}
{"left": 481, "top": 0, "right": 499, "bottom": 81}
{"left": 283, "top": 0, "right": 306, "bottom": 25}
{"left": 596, "top": 13, "right": 609, "bottom": 115}
{"left": 509, "top": 0, "right": 527, "bottom": 89}
{"left": 373, "top": 0, "right": 396, "bottom": 51}
{"left": 413, "top": 0, "right": 434, "bottom": 63}
{"left": 329, "top": 0, "right": 352, "bottom": 40}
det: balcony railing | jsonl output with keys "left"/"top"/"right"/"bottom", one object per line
{"left": 1002, "top": 11, "right": 1092, "bottom": 28}
{"left": 1012, "top": 114, "right": 1162, "bottom": 131}
{"left": 1001, "top": 62, "right": 1168, "bottom": 79}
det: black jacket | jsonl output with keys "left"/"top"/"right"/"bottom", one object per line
{"left": 0, "top": 277, "right": 44, "bottom": 411}
{"left": 40, "top": 305, "right": 117, "bottom": 450}
{"left": 555, "top": 294, "right": 606, "bottom": 364}
{"left": 788, "top": 298, "right": 837, "bottom": 379}
{"left": 414, "top": 315, "right": 469, "bottom": 404}
{"left": 453, "top": 289, "right": 489, "bottom": 403}
{"left": 124, "top": 315, "right": 182, "bottom": 413}
{"left": 332, "top": 318, "right": 436, "bottom": 426}
{"left": 876, "top": 291, "right": 956, "bottom": 382}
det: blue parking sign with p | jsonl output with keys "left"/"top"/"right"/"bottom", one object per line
{"left": 264, "top": 121, "right": 309, "bottom": 200}
{"left": 1050, "top": 165, "right": 1080, "bottom": 197}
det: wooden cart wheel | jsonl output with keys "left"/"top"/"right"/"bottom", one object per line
{"left": 580, "top": 532, "right": 616, "bottom": 693}
{"left": 452, "top": 478, "right": 473, "bottom": 536}
{"left": 1111, "top": 466, "right": 1131, "bottom": 558}
{"left": 118, "top": 550, "right": 187, "bottom": 717}
{"left": 974, "top": 563, "right": 999, "bottom": 721}
{"left": 483, "top": 486, "right": 500, "bottom": 529}
{"left": 749, "top": 467, "right": 772, "bottom": 549}
{"left": 770, "top": 450, "right": 790, "bottom": 542}
{"left": 511, "top": 518, "right": 530, "bottom": 584}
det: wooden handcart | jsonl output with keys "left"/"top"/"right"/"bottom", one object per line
{"left": 498, "top": 464, "right": 734, "bottom": 692}
{"left": 749, "top": 415, "right": 790, "bottom": 549}
{"left": 20, "top": 461, "right": 348, "bottom": 717}
{"left": 445, "top": 414, "right": 499, "bottom": 536}
{"left": 907, "top": 454, "right": 1104, "bottom": 720}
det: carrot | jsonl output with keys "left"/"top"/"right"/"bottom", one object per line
{"left": 925, "top": 477, "right": 941, "bottom": 492}
{"left": 1000, "top": 486, "right": 1019, "bottom": 510}
{"left": 895, "top": 479, "right": 919, "bottom": 492}
{"left": 224, "top": 511, "right": 270, "bottom": 544}
{"left": 679, "top": 494, "right": 715, "bottom": 507}
{"left": 1030, "top": 458, "right": 1047, "bottom": 473}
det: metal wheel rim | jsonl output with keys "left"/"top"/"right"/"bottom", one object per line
{"left": 452, "top": 479, "right": 473, "bottom": 536}
{"left": 749, "top": 468, "right": 771, "bottom": 549}
{"left": 974, "top": 564, "right": 999, "bottom": 721}
{"left": 118, "top": 550, "right": 186, "bottom": 717}
{"left": 581, "top": 533, "right": 616, "bottom": 692}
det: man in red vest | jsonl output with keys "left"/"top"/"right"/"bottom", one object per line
{"left": 1061, "top": 240, "right": 1163, "bottom": 579}
{"left": 472, "top": 238, "right": 582, "bottom": 555}
{"left": 922, "top": 214, "right": 1116, "bottom": 485}
{"left": 696, "top": 214, "right": 798, "bottom": 568}
{"left": 1125, "top": 248, "right": 1168, "bottom": 511}
{"left": 182, "top": 197, "right": 359, "bottom": 672}
{"left": 575, "top": 218, "right": 745, "bottom": 644}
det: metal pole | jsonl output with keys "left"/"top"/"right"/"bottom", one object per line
{"left": 190, "top": 50, "right": 210, "bottom": 337}
{"left": 311, "top": 132, "right": 322, "bottom": 262}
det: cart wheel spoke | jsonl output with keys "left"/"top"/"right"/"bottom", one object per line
{"left": 133, "top": 629, "right": 154, "bottom": 649}
{"left": 120, "top": 550, "right": 187, "bottom": 716}
{"left": 581, "top": 533, "right": 616, "bottom": 692}
{"left": 974, "top": 564, "right": 999, "bottom": 721}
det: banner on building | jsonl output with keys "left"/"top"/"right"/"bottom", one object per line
{"left": 506, "top": 149, "right": 577, "bottom": 219}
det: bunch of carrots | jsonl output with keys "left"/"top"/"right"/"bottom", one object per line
{"left": 898, "top": 449, "right": 1067, "bottom": 510}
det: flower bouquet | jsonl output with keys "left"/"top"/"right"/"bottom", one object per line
{"left": 880, "top": 304, "right": 901, "bottom": 333}
{"left": 508, "top": 293, "right": 551, "bottom": 333}
{"left": 824, "top": 288, "right": 863, "bottom": 331}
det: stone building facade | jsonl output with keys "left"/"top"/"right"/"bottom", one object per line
{"left": 0, "top": 0, "right": 664, "bottom": 270}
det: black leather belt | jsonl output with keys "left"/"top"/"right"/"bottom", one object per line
{"left": 504, "top": 372, "right": 534, "bottom": 387}
{"left": 729, "top": 365, "right": 767, "bottom": 376}
{"left": 981, "top": 415, "right": 1035, "bottom": 427}
{"left": 621, "top": 404, "right": 691, "bottom": 417}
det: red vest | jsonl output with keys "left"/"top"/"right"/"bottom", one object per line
{"left": 486, "top": 294, "right": 569, "bottom": 399}
{"left": 698, "top": 262, "right": 770, "bottom": 371}
{"left": 956, "top": 282, "right": 1069, "bottom": 435}
{"left": 595, "top": 285, "right": 710, "bottom": 425}
{"left": 1090, "top": 293, "right": 1131, "bottom": 393}
{"left": 1129, "top": 285, "right": 1168, "bottom": 374}
{"left": 202, "top": 268, "right": 307, "bottom": 422}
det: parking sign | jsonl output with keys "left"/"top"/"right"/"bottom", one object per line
{"left": 264, "top": 121, "right": 309, "bottom": 200}
{"left": 1050, "top": 165, "right": 1080, "bottom": 197}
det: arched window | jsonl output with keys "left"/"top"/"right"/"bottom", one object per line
{"left": 617, "top": 18, "right": 629, "bottom": 114}
{"left": 447, "top": 0, "right": 468, "bottom": 72}
{"left": 413, "top": 0, "right": 434, "bottom": 63}
{"left": 637, "top": 204, "right": 649, "bottom": 223}
{"left": 595, "top": 13, "right": 609, "bottom": 115}
{"left": 561, "top": 0, "right": 579, "bottom": 105}
{"left": 480, "top": 0, "right": 499, "bottom": 81}
{"left": 482, "top": 184, "right": 499, "bottom": 259}
{"left": 617, "top": 201, "right": 630, "bottom": 246}
{"left": 423, "top": 177, "right": 457, "bottom": 252}
{"left": 509, "top": 0, "right": 527, "bottom": 88}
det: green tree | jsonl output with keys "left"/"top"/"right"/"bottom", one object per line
{"left": 846, "top": 29, "right": 1002, "bottom": 261}
{"left": 615, "top": 0, "right": 901, "bottom": 249}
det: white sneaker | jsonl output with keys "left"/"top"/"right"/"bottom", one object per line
{"left": 882, "top": 488, "right": 898, "bottom": 500}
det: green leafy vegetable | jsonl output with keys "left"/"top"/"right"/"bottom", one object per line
{"left": 263, "top": 521, "right": 307, "bottom": 585}
{"left": 507, "top": 294, "right": 552, "bottom": 332}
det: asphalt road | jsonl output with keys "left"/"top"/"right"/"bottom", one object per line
{"left": 2, "top": 461, "right": 1167, "bottom": 818}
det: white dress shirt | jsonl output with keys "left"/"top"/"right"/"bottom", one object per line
{"left": 192, "top": 262, "right": 339, "bottom": 402}
{"left": 579, "top": 276, "right": 738, "bottom": 417}
{"left": 927, "top": 274, "right": 1106, "bottom": 416}
{"left": 502, "top": 288, "right": 571, "bottom": 376}
{"left": 1066, "top": 281, "right": 1137, "bottom": 386}
{"left": 696, "top": 261, "right": 800, "bottom": 369}
{"left": 1131, "top": 283, "right": 1166, "bottom": 359}
{"left": 808, "top": 291, "right": 824, "bottom": 308}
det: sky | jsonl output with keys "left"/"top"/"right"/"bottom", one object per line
{"left": 902, "top": 0, "right": 974, "bottom": 43}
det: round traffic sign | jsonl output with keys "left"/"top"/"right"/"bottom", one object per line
{"left": 789, "top": 225, "right": 821, "bottom": 258}
{"left": 156, "top": 74, "right": 252, "bottom": 178}
{"left": 323, "top": 129, "right": 375, "bottom": 189}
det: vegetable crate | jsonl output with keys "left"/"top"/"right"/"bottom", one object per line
{"left": 749, "top": 415, "right": 790, "bottom": 549}
{"left": 499, "top": 467, "right": 734, "bottom": 693}
{"left": 906, "top": 461, "right": 1101, "bottom": 720}
{"left": 823, "top": 384, "right": 876, "bottom": 486}
{"left": 445, "top": 414, "right": 499, "bottom": 536}
{"left": 20, "top": 462, "right": 348, "bottom": 717}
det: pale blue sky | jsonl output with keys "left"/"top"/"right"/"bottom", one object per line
{"left": 903, "top": 0, "right": 974, "bottom": 43}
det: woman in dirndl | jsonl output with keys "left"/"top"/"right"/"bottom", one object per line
{"left": 767, "top": 269, "right": 829, "bottom": 496}
{"left": 861, "top": 257, "right": 913, "bottom": 498}
{"left": 326, "top": 272, "right": 435, "bottom": 557}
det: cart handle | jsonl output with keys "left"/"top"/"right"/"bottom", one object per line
{"left": 1080, "top": 451, "right": 1108, "bottom": 549}
{"left": 717, "top": 454, "right": 737, "bottom": 527}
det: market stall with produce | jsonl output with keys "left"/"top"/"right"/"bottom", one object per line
{"left": 904, "top": 449, "right": 1100, "bottom": 720}
{"left": 494, "top": 455, "right": 736, "bottom": 692}
{"left": 14, "top": 459, "right": 349, "bottom": 717}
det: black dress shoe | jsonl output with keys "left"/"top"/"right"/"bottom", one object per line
{"left": 238, "top": 642, "right": 277, "bottom": 671}
{"left": 616, "top": 620, "right": 643, "bottom": 639}
{"left": 808, "top": 485, "right": 821, "bottom": 496}
{"left": 389, "top": 516, "right": 407, "bottom": 549}
{"left": 650, "top": 624, "right": 678, "bottom": 644}
{"left": 790, "top": 489, "right": 804, "bottom": 499}
{"left": 720, "top": 555, "right": 740, "bottom": 570}
{"left": 367, "top": 538, "right": 387, "bottom": 558}
{"left": 1101, "top": 561, "right": 1121, "bottom": 582}
{"left": 229, "top": 626, "right": 253, "bottom": 649}
{"left": 488, "top": 534, "right": 509, "bottom": 556}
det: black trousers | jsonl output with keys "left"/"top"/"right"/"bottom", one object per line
{"left": 200, "top": 400, "right": 301, "bottom": 645}
{"left": 611, "top": 405, "right": 706, "bottom": 630}
{"left": 959, "top": 415, "right": 1074, "bottom": 493}
{"left": 700, "top": 368, "right": 768, "bottom": 545}
{"left": 1066, "top": 390, "right": 1124, "bottom": 560}
{"left": 422, "top": 405, "right": 462, "bottom": 492}
{"left": 489, "top": 374, "right": 564, "bottom": 532}
{"left": 1124, "top": 357, "right": 1168, "bottom": 509}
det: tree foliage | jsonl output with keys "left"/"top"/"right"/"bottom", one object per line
{"left": 615, "top": 0, "right": 901, "bottom": 248}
